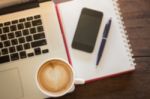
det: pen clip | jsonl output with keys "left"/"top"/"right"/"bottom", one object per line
{"left": 103, "top": 18, "right": 112, "bottom": 38}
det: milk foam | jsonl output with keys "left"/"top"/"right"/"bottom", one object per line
{"left": 38, "top": 61, "right": 73, "bottom": 94}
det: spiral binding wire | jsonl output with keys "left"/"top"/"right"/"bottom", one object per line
{"left": 112, "top": 0, "right": 136, "bottom": 66}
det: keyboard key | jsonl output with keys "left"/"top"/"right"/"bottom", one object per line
{"left": 16, "top": 45, "right": 23, "bottom": 51}
{"left": 0, "top": 15, "right": 46, "bottom": 63}
{"left": 31, "top": 39, "right": 47, "bottom": 48}
{"left": 15, "top": 31, "right": 22, "bottom": 37}
{"left": 12, "top": 20, "right": 18, "bottom": 24}
{"left": 28, "top": 52, "right": 34, "bottom": 57}
{"left": 30, "top": 28, "right": 36, "bottom": 34}
{"left": 11, "top": 39, "right": 18, "bottom": 45}
{"left": 1, "top": 48, "right": 8, "bottom": 55}
{"left": 27, "top": 16, "right": 33, "bottom": 21}
{"left": 34, "top": 48, "right": 41, "bottom": 55}
{"left": 18, "top": 37, "right": 25, "bottom": 43}
{"left": 34, "top": 15, "right": 41, "bottom": 19}
{"left": 8, "top": 33, "right": 15, "bottom": 39}
{"left": 0, "top": 28, "right": 2, "bottom": 34}
{"left": 26, "top": 35, "right": 32, "bottom": 42}
{"left": 25, "top": 22, "right": 31, "bottom": 28}
{"left": 0, "top": 42, "right": 3, "bottom": 48}
{"left": 23, "top": 29, "right": 29, "bottom": 35}
{"left": 3, "top": 27, "right": 9, "bottom": 33}
{"left": 42, "top": 49, "right": 49, "bottom": 54}
{"left": 0, "top": 23, "right": 3, "bottom": 27}
{"left": 4, "top": 22, "right": 10, "bottom": 26}
{"left": 10, "top": 53, "right": 19, "bottom": 61}
{"left": 0, "top": 55, "right": 10, "bottom": 64}
{"left": 20, "top": 51, "right": 26, "bottom": 59}
{"left": 9, "top": 46, "right": 16, "bottom": 53}
{"left": 24, "top": 43, "right": 30, "bottom": 49}
{"left": 4, "top": 40, "right": 11, "bottom": 47}
{"left": 18, "top": 23, "right": 24, "bottom": 30}
{"left": 10, "top": 25, "right": 17, "bottom": 31}
{"left": 32, "top": 19, "right": 42, "bottom": 26}
{"left": 37, "top": 26, "right": 44, "bottom": 32}
{"left": 1, "top": 34, "right": 7, "bottom": 41}
{"left": 19, "top": 18, "right": 26, "bottom": 22}
{"left": 33, "top": 33, "right": 45, "bottom": 40}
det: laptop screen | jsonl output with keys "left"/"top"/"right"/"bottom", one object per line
{"left": 0, "top": 0, "right": 35, "bottom": 9}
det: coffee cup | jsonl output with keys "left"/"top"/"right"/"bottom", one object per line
{"left": 35, "top": 58, "right": 85, "bottom": 98}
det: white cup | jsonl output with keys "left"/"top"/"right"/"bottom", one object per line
{"left": 35, "top": 58, "right": 85, "bottom": 98}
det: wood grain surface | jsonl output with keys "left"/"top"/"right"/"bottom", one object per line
{"left": 50, "top": 0, "right": 150, "bottom": 99}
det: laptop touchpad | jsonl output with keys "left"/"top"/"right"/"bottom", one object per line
{"left": 0, "top": 68, "right": 23, "bottom": 99}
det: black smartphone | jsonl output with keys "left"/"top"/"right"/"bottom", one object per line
{"left": 72, "top": 8, "right": 103, "bottom": 53}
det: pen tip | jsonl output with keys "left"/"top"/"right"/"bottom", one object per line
{"left": 96, "top": 62, "right": 99, "bottom": 66}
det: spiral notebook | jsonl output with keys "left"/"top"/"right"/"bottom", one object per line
{"left": 56, "top": 0, "right": 136, "bottom": 83}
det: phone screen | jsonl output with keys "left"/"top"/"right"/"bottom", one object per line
{"left": 72, "top": 8, "right": 103, "bottom": 53}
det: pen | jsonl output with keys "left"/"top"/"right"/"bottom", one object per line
{"left": 96, "top": 18, "right": 112, "bottom": 66}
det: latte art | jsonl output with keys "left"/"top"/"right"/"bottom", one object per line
{"left": 37, "top": 60, "right": 73, "bottom": 95}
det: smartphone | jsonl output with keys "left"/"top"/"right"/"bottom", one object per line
{"left": 72, "top": 8, "right": 103, "bottom": 53}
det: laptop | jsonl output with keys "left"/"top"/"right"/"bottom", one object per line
{"left": 0, "top": 0, "right": 68, "bottom": 99}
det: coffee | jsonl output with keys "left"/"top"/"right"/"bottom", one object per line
{"left": 37, "top": 60, "right": 73, "bottom": 95}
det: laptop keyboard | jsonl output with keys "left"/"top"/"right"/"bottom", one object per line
{"left": 0, "top": 15, "right": 49, "bottom": 64}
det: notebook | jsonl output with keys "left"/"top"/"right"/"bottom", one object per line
{"left": 56, "top": 0, "right": 136, "bottom": 83}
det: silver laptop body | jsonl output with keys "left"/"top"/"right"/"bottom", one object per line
{"left": 0, "top": 0, "right": 68, "bottom": 99}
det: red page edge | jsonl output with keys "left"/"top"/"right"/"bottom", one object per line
{"left": 86, "top": 70, "right": 135, "bottom": 83}
{"left": 55, "top": 3, "right": 135, "bottom": 84}
{"left": 55, "top": 4, "right": 72, "bottom": 65}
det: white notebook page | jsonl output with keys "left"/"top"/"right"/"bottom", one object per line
{"left": 58, "top": 0, "right": 135, "bottom": 81}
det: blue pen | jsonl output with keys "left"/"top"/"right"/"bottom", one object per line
{"left": 96, "top": 18, "right": 112, "bottom": 66}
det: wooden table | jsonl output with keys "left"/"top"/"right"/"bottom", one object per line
{"left": 50, "top": 0, "right": 150, "bottom": 98}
